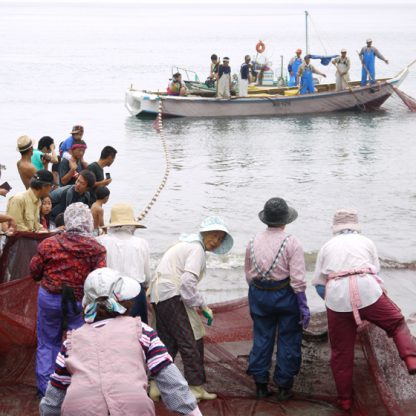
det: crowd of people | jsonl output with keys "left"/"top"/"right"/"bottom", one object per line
{"left": 0, "top": 126, "right": 117, "bottom": 235}
{"left": 0, "top": 121, "right": 414, "bottom": 415}
{"left": 166, "top": 38, "right": 389, "bottom": 100}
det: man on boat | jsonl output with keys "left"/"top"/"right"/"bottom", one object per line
{"left": 245, "top": 197, "right": 310, "bottom": 401}
{"left": 332, "top": 49, "right": 351, "bottom": 91}
{"left": 359, "top": 38, "right": 389, "bottom": 86}
{"left": 167, "top": 73, "right": 188, "bottom": 96}
{"left": 297, "top": 55, "right": 326, "bottom": 95}
{"left": 216, "top": 57, "right": 232, "bottom": 99}
{"left": 239, "top": 55, "right": 254, "bottom": 97}
{"left": 287, "top": 49, "right": 303, "bottom": 87}
{"left": 312, "top": 209, "right": 416, "bottom": 411}
{"left": 206, "top": 54, "right": 219, "bottom": 88}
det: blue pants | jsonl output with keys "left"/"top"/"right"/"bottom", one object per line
{"left": 361, "top": 64, "right": 375, "bottom": 86}
{"left": 247, "top": 279, "right": 302, "bottom": 388}
{"left": 300, "top": 69, "right": 314, "bottom": 95}
{"left": 130, "top": 284, "right": 148, "bottom": 324}
{"left": 361, "top": 51, "right": 376, "bottom": 86}
{"left": 36, "top": 287, "right": 83, "bottom": 396}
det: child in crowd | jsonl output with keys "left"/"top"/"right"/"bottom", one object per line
{"left": 39, "top": 267, "right": 202, "bottom": 416}
{"left": 91, "top": 186, "right": 110, "bottom": 234}
{"left": 40, "top": 196, "right": 54, "bottom": 231}
{"left": 54, "top": 213, "right": 65, "bottom": 231}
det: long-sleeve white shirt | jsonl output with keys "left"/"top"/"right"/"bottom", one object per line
{"left": 312, "top": 233, "right": 383, "bottom": 312}
{"left": 98, "top": 231, "right": 151, "bottom": 285}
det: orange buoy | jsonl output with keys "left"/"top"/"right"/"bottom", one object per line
{"left": 256, "top": 41, "right": 266, "bottom": 54}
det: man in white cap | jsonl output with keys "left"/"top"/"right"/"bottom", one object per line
{"left": 312, "top": 209, "right": 416, "bottom": 411}
{"left": 40, "top": 267, "right": 202, "bottom": 416}
{"left": 16, "top": 135, "right": 37, "bottom": 189}
{"left": 216, "top": 57, "right": 232, "bottom": 99}
{"left": 359, "top": 38, "right": 388, "bottom": 86}
{"left": 98, "top": 203, "right": 150, "bottom": 323}
{"left": 239, "top": 55, "right": 253, "bottom": 97}
{"left": 332, "top": 49, "right": 351, "bottom": 91}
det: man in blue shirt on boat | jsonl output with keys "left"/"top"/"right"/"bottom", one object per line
{"left": 239, "top": 55, "right": 255, "bottom": 97}
{"left": 216, "top": 57, "right": 232, "bottom": 99}
{"left": 359, "top": 39, "right": 389, "bottom": 86}
{"left": 297, "top": 55, "right": 326, "bottom": 95}
{"left": 287, "top": 49, "right": 303, "bottom": 87}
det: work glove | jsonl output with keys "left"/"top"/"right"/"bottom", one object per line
{"left": 296, "top": 292, "right": 310, "bottom": 329}
{"left": 315, "top": 284, "right": 326, "bottom": 300}
{"left": 201, "top": 306, "right": 213, "bottom": 326}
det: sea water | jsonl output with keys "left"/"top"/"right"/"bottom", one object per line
{"left": 0, "top": 0, "right": 415, "bottom": 308}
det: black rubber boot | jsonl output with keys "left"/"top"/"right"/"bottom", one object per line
{"left": 255, "top": 382, "right": 272, "bottom": 399}
{"left": 276, "top": 387, "right": 294, "bottom": 401}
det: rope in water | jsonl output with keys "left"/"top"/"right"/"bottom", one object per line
{"left": 137, "top": 101, "right": 171, "bottom": 221}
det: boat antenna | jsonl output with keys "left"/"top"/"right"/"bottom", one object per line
{"left": 305, "top": 10, "right": 309, "bottom": 55}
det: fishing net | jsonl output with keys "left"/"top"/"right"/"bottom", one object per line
{"left": 387, "top": 85, "right": 416, "bottom": 112}
{"left": 1, "top": 234, "right": 415, "bottom": 415}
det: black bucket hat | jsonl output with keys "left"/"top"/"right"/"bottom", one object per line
{"left": 258, "top": 197, "right": 298, "bottom": 227}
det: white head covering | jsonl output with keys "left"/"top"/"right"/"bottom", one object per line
{"left": 64, "top": 202, "right": 93, "bottom": 236}
{"left": 82, "top": 267, "right": 141, "bottom": 323}
{"left": 179, "top": 216, "right": 233, "bottom": 255}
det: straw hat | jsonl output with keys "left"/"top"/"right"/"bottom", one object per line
{"left": 105, "top": 203, "right": 146, "bottom": 228}
{"left": 332, "top": 209, "right": 361, "bottom": 234}
{"left": 16, "top": 135, "right": 33, "bottom": 152}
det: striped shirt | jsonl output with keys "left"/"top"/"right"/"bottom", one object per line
{"left": 50, "top": 320, "right": 172, "bottom": 390}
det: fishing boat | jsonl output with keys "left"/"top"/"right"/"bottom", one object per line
{"left": 125, "top": 64, "right": 410, "bottom": 119}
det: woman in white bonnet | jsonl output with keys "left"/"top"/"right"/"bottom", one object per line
{"left": 148, "top": 216, "right": 233, "bottom": 402}
{"left": 40, "top": 267, "right": 202, "bottom": 416}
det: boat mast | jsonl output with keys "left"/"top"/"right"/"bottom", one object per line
{"left": 305, "top": 10, "right": 309, "bottom": 55}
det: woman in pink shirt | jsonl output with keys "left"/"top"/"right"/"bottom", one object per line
{"left": 39, "top": 267, "right": 202, "bottom": 416}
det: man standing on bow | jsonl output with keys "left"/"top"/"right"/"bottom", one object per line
{"left": 288, "top": 49, "right": 303, "bottom": 87}
{"left": 216, "top": 57, "right": 232, "bottom": 99}
{"left": 312, "top": 209, "right": 416, "bottom": 411}
{"left": 297, "top": 55, "right": 326, "bottom": 95}
{"left": 245, "top": 197, "right": 310, "bottom": 401}
{"left": 332, "top": 49, "right": 351, "bottom": 91}
{"left": 359, "top": 38, "right": 388, "bottom": 86}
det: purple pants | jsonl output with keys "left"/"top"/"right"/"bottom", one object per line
{"left": 36, "top": 286, "right": 84, "bottom": 395}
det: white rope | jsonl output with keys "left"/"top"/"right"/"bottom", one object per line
{"left": 137, "top": 101, "right": 171, "bottom": 221}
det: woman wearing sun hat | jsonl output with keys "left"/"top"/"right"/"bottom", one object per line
{"left": 98, "top": 203, "right": 150, "bottom": 323}
{"left": 39, "top": 267, "right": 202, "bottom": 416}
{"left": 148, "top": 216, "right": 233, "bottom": 401}
{"left": 245, "top": 197, "right": 310, "bottom": 401}
{"left": 312, "top": 209, "right": 416, "bottom": 411}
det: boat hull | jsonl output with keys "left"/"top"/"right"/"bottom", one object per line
{"left": 125, "top": 67, "right": 407, "bottom": 119}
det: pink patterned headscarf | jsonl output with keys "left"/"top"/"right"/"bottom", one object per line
{"left": 64, "top": 202, "right": 93, "bottom": 236}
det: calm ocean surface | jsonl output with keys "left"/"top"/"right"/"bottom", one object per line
{"left": 0, "top": 0, "right": 415, "bottom": 303}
